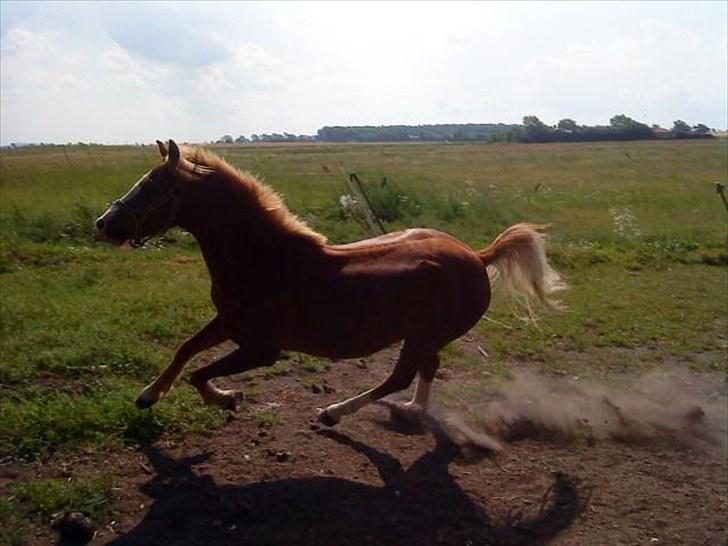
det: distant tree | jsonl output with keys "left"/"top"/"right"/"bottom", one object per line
{"left": 692, "top": 123, "right": 710, "bottom": 135}
{"left": 251, "top": 134, "right": 260, "bottom": 142}
{"left": 520, "top": 115, "right": 554, "bottom": 142}
{"left": 609, "top": 114, "right": 645, "bottom": 129}
{"left": 557, "top": 118, "right": 579, "bottom": 131}
{"left": 523, "top": 115, "right": 547, "bottom": 129}
{"left": 218, "top": 134, "right": 233, "bottom": 143}
{"left": 670, "top": 120, "right": 691, "bottom": 134}
{"left": 234, "top": 135, "right": 248, "bottom": 143}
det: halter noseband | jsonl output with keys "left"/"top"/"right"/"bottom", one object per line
{"left": 113, "top": 183, "right": 184, "bottom": 248}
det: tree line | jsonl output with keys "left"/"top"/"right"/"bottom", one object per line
{"left": 315, "top": 123, "right": 519, "bottom": 142}
{"left": 215, "top": 116, "right": 717, "bottom": 145}
{"left": 510, "top": 115, "right": 714, "bottom": 143}
{"left": 216, "top": 133, "right": 317, "bottom": 143}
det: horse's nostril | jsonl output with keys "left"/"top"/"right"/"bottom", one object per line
{"left": 96, "top": 217, "right": 105, "bottom": 230}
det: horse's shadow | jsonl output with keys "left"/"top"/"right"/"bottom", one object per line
{"left": 108, "top": 431, "right": 582, "bottom": 546}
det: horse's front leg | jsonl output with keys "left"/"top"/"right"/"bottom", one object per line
{"left": 136, "top": 316, "right": 227, "bottom": 409}
{"left": 190, "top": 346, "right": 280, "bottom": 411}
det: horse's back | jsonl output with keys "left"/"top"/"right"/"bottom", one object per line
{"left": 327, "top": 229, "right": 487, "bottom": 294}
{"left": 329, "top": 228, "right": 468, "bottom": 251}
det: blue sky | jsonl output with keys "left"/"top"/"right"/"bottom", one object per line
{"left": 1, "top": 1, "right": 726, "bottom": 144}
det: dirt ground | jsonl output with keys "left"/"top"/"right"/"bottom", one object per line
{"left": 4, "top": 345, "right": 727, "bottom": 546}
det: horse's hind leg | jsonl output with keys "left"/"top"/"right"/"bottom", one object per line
{"left": 405, "top": 353, "right": 440, "bottom": 412}
{"left": 190, "top": 346, "right": 279, "bottom": 410}
{"left": 136, "top": 316, "right": 227, "bottom": 409}
{"left": 319, "top": 341, "right": 435, "bottom": 426}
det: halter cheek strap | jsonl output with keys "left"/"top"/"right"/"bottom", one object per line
{"left": 113, "top": 184, "right": 185, "bottom": 248}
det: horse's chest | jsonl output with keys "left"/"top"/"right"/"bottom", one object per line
{"left": 210, "top": 280, "right": 293, "bottom": 335}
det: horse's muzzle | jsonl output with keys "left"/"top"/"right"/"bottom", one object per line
{"left": 95, "top": 205, "right": 129, "bottom": 246}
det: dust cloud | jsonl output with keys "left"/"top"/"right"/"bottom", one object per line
{"left": 423, "top": 368, "right": 727, "bottom": 456}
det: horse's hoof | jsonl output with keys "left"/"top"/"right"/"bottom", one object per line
{"left": 135, "top": 393, "right": 157, "bottom": 409}
{"left": 389, "top": 402, "right": 425, "bottom": 422}
{"left": 227, "top": 391, "right": 244, "bottom": 412}
{"left": 317, "top": 408, "right": 339, "bottom": 427}
{"left": 206, "top": 389, "right": 244, "bottom": 412}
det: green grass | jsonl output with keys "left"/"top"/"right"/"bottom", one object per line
{"left": 1, "top": 473, "right": 113, "bottom": 546}
{"left": 13, "top": 473, "right": 113, "bottom": 520}
{"left": 261, "top": 362, "right": 293, "bottom": 378}
{"left": 0, "top": 139, "right": 726, "bottom": 465}
{"left": 254, "top": 411, "right": 282, "bottom": 428}
{"left": 479, "top": 262, "right": 727, "bottom": 374}
{"left": 0, "top": 381, "right": 225, "bottom": 461}
{"left": 256, "top": 352, "right": 332, "bottom": 378}
{"left": 3, "top": 140, "right": 726, "bottom": 249}
{"left": 295, "top": 353, "right": 332, "bottom": 373}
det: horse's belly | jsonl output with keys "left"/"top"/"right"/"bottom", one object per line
{"left": 288, "top": 294, "right": 411, "bottom": 358}
{"left": 288, "top": 256, "right": 489, "bottom": 358}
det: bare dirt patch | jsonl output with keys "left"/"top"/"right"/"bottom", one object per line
{"left": 4, "top": 347, "right": 726, "bottom": 546}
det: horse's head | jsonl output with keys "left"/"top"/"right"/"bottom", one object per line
{"left": 96, "top": 139, "right": 186, "bottom": 247}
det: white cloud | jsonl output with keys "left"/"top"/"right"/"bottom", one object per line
{"left": 519, "top": 17, "right": 727, "bottom": 126}
{"left": 0, "top": 1, "right": 726, "bottom": 144}
{"left": 0, "top": 25, "right": 285, "bottom": 143}
{"left": 0, "top": 27, "right": 179, "bottom": 143}
{"left": 190, "top": 41, "right": 284, "bottom": 97}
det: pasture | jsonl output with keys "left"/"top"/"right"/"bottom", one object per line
{"left": 1, "top": 139, "right": 726, "bottom": 545}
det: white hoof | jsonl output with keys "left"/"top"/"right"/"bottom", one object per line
{"left": 317, "top": 407, "right": 340, "bottom": 427}
{"left": 201, "top": 388, "right": 243, "bottom": 411}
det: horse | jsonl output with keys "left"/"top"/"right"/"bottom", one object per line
{"left": 96, "top": 140, "right": 564, "bottom": 426}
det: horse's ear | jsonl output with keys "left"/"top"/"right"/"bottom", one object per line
{"left": 167, "top": 139, "right": 180, "bottom": 168}
{"left": 156, "top": 140, "right": 168, "bottom": 159}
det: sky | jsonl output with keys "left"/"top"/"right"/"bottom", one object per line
{"left": 1, "top": 1, "right": 726, "bottom": 145}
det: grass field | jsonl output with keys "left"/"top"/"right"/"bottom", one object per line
{"left": 1, "top": 139, "right": 726, "bottom": 540}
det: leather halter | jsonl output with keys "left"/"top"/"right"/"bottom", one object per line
{"left": 112, "top": 183, "right": 184, "bottom": 248}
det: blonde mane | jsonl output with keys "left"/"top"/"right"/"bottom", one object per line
{"left": 181, "top": 146, "right": 327, "bottom": 246}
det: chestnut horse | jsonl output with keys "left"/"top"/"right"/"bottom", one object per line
{"left": 96, "top": 140, "right": 564, "bottom": 425}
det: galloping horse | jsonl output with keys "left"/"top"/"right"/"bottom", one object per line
{"left": 96, "top": 140, "right": 564, "bottom": 425}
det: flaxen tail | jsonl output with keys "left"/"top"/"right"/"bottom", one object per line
{"left": 478, "top": 223, "right": 566, "bottom": 321}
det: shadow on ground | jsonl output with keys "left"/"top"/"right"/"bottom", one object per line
{"left": 109, "top": 430, "right": 583, "bottom": 546}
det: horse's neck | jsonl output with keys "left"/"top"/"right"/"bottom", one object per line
{"left": 180, "top": 189, "right": 318, "bottom": 283}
